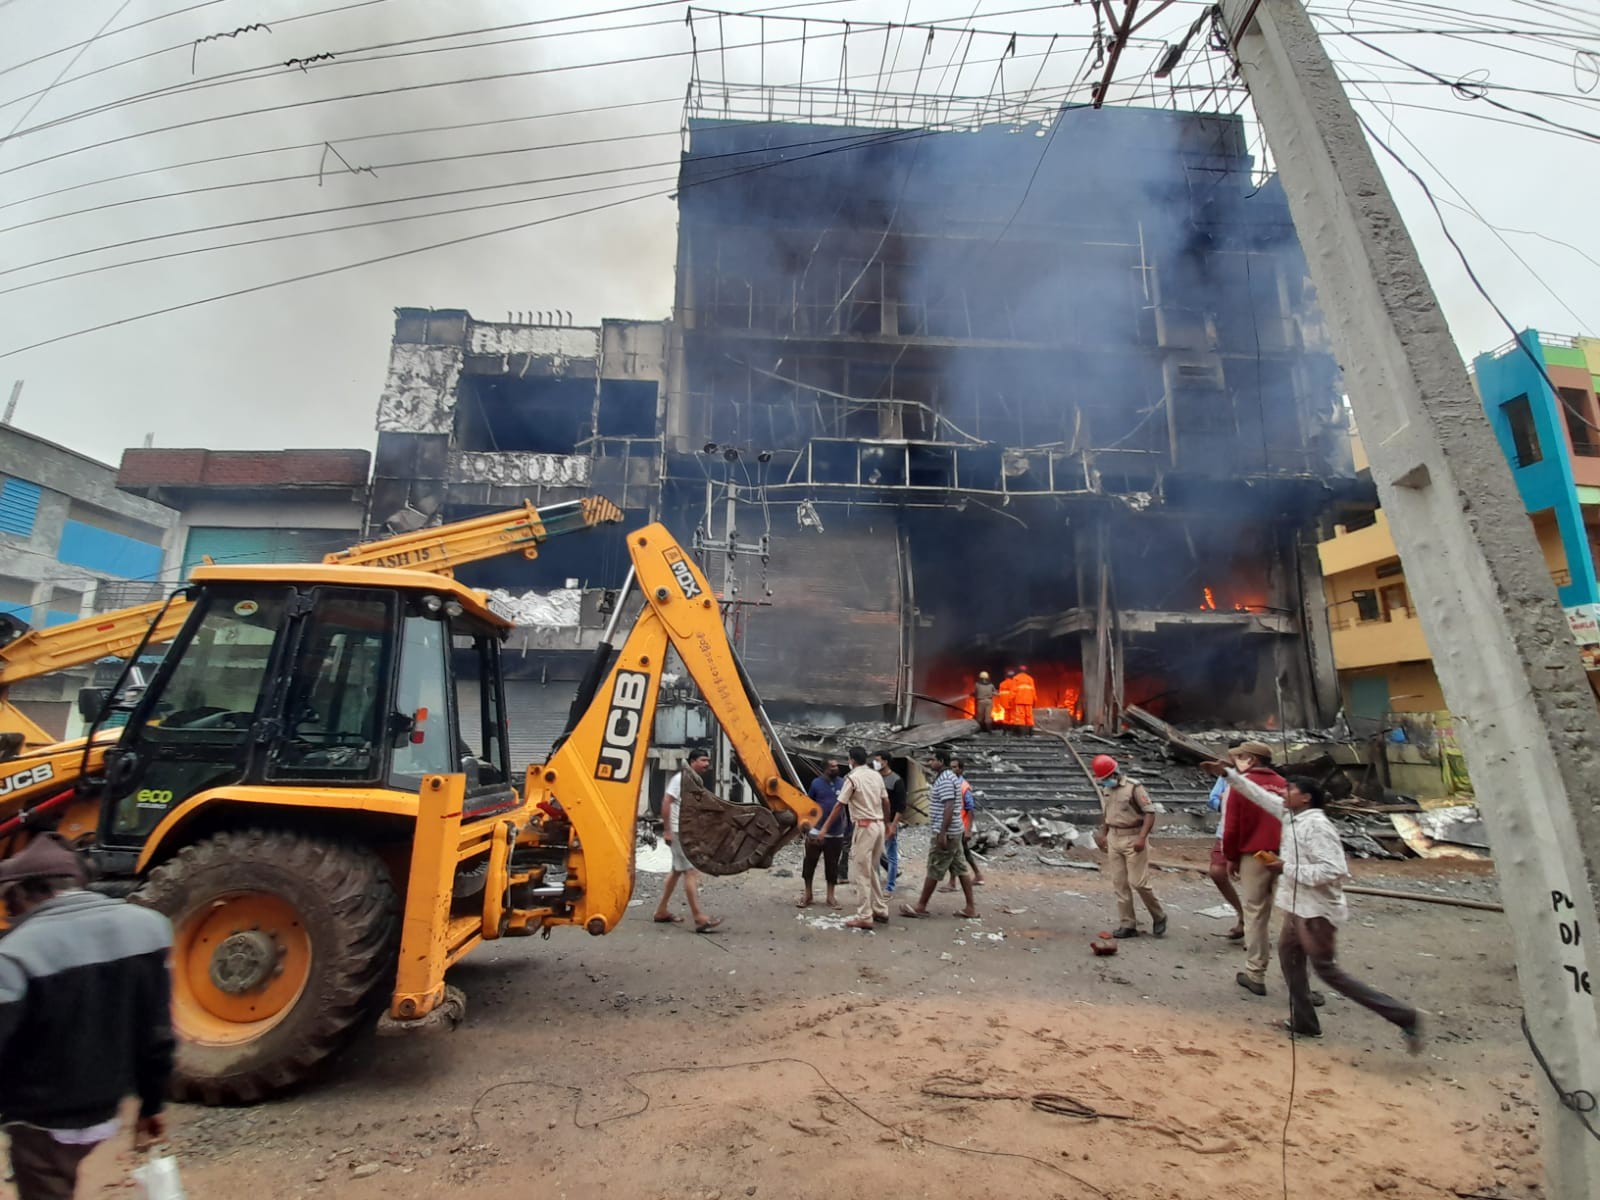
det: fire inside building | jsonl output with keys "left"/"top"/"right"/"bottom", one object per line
{"left": 367, "top": 21, "right": 1368, "bottom": 752}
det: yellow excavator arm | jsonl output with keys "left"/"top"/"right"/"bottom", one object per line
{"left": 388, "top": 521, "right": 820, "bottom": 1026}
{"left": 0, "top": 497, "right": 626, "bottom": 755}
{"left": 531, "top": 524, "right": 820, "bottom": 929}
{"left": 324, "top": 497, "right": 622, "bottom": 576}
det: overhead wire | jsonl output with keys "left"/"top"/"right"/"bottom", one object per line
{"left": 1357, "top": 112, "right": 1600, "bottom": 434}
{"left": 0, "top": 1, "right": 1127, "bottom": 177}
{"left": 0, "top": 35, "right": 1104, "bottom": 236}
{"left": 0, "top": 173, "right": 680, "bottom": 298}
{"left": 0, "top": 0, "right": 239, "bottom": 80}
{"left": 0, "top": 126, "right": 683, "bottom": 236}
{"left": 0, "top": 0, "right": 711, "bottom": 126}
{"left": 0, "top": 0, "right": 655, "bottom": 109}
{"left": 0, "top": 74, "right": 1092, "bottom": 286}
{"left": 1, "top": 0, "right": 135, "bottom": 144}
{"left": 0, "top": 94, "right": 686, "bottom": 214}
{"left": 1338, "top": 106, "right": 1595, "bottom": 331}
{"left": 0, "top": 121, "right": 948, "bottom": 360}
{"left": 0, "top": 0, "right": 1100, "bottom": 147}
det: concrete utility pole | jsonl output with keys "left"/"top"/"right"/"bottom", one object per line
{"left": 3, "top": 380, "right": 20, "bottom": 425}
{"left": 1214, "top": 2, "right": 1600, "bottom": 1193}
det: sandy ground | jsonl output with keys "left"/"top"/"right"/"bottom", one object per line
{"left": 14, "top": 834, "right": 1543, "bottom": 1200}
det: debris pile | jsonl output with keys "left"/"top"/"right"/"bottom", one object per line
{"left": 772, "top": 704, "right": 1491, "bottom": 863}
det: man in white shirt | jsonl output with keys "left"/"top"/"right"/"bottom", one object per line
{"left": 653, "top": 748, "right": 721, "bottom": 933}
{"left": 1204, "top": 762, "right": 1423, "bottom": 1051}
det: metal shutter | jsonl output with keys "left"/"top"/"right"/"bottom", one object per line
{"left": 456, "top": 678, "right": 578, "bottom": 776}
{"left": 735, "top": 518, "right": 901, "bottom": 707}
{"left": 0, "top": 478, "right": 42, "bottom": 536}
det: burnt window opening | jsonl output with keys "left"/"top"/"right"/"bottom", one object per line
{"left": 1342, "top": 510, "right": 1378, "bottom": 533}
{"left": 1558, "top": 387, "right": 1599, "bottom": 456}
{"left": 457, "top": 376, "right": 594, "bottom": 454}
{"left": 1375, "top": 558, "right": 1404, "bottom": 579}
{"left": 1351, "top": 589, "right": 1381, "bottom": 623}
{"left": 596, "top": 380, "right": 658, "bottom": 439}
{"left": 1503, "top": 394, "right": 1542, "bottom": 466}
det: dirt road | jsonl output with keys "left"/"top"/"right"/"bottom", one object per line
{"left": 40, "top": 835, "right": 1541, "bottom": 1200}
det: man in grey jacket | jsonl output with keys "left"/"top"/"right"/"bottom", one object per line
{"left": 1, "top": 836, "right": 174, "bottom": 1200}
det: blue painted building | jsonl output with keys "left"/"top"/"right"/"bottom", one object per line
{"left": 1472, "top": 329, "right": 1600, "bottom": 657}
{"left": 0, "top": 424, "right": 177, "bottom": 737}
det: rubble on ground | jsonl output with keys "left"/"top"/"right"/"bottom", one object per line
{"left": 772, "top": 706, "right": 1488, "bottom": 863}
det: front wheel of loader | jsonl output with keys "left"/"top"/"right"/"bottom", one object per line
{"left": 134, "top": 829, "right": 399, "bottom": 1105}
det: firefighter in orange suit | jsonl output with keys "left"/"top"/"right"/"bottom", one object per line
{"left": 1010, "top": 666, "right": 1037, "bottom": 734}
{"left": 994, "top": 670, "right": 1016, "bottom": 730}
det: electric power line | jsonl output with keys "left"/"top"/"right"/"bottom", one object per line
{"left": 0, "top": 123, "right": 946, "bottom": 360}
{"left": 1359, "top": 114, "right": 1600, "bottom": 434}
{"left": 1, "top": 0, "right": 135, "bottom": 144}
{"left": 0, "top": 0, "right": 239, "bottom": 80}
{"left": 0, "top": 118, "right": 1017, "bottom": 280}
{"left": 1, "top": 0, "right": 1099, "bottom": 148}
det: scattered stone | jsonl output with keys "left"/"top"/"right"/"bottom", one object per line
{"left": 351, "top": 1163, "right": 382, "bottom": 1179}
{"left": 768, "top": 867, "right": 795, "bottom": 878}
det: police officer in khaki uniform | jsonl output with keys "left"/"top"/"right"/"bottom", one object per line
{"left": 1091, "top": 754, "right": 1167, "bottom": 938}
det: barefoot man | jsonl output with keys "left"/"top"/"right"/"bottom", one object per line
{"left": 899, "top": 748, "right": 979, "bottom": 921}
{"left": 653, "top": 747, "right": 722, "bottom": 933}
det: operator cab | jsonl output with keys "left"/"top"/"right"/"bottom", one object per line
{"left": 92, "top": 565, "right": 516, "bottom": 866}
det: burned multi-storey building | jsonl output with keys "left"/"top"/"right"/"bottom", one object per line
{"left": 669, "top": 105, "right": 1358, "bottom": 730}
{"left": 369, "top": 102, "right": 1365, "bottom": 745}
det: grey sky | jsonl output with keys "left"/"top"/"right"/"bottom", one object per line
{"left": 0, "top": 0, "right": 1594, "bottom": 464}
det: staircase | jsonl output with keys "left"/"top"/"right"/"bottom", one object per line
{"left": 950, "top": 729, "right": 1215, "bottom": 817}
{"left": 951, "top": 730, "right": 1098, "bottom": 813}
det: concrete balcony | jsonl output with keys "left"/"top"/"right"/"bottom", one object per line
{"left": 1319, "top": 508, "right": 1399, "bottom": 575}
{"left": 1329, "top": 609, "right": 1432, "bottom": 670}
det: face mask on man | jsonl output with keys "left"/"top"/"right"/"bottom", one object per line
{"left": 872, "top": 759, "right": 884, "bottom": 771}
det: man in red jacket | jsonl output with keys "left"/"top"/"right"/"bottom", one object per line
{"left": 1221, "top": 740, "right": 1286, "bottom": 997}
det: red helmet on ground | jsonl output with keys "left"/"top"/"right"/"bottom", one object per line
{"left": 1091, "top": 754, "right": 1118, "bottom": 780}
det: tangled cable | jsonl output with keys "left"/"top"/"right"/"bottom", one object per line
{"left": 1520, "top": 1014, "right": 1600, "bottom": 1144}
{"left": 919, "top": 1073, "right": 1132, "bottom": 1120}
{"left": 465, "top": 1056, "right": 1112, "bottom": 1196}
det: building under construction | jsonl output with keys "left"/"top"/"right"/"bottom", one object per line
{"left": 368, "top": 14, "right": 1368, "bottom": 741}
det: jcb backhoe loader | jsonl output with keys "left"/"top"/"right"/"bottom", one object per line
{"left": 2, "top": 518, "right": 819, "bottom": 1103}
{"left": 0, "top": 497, "right": 623, "bottom": 844}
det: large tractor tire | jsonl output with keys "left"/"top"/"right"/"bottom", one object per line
{"left": 134, "top": 829, "right": 400, "bottom": 1104}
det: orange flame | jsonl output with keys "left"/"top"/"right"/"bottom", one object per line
{"left": 1200, "top": 586, "right": 1217, "bottom": 611}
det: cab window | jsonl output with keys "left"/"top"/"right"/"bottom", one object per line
{"left": 388, "top": 613, "right": 454, "bottom": 787}
{"left": 141, "top": 588, "right": 291, "bottom": 739}
{"left": 269, "top": 590, "right": 394, "bottom": 781}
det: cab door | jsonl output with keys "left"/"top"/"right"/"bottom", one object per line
{"left": 100, "top": 585, "right": 399, "bottom": 853}
{"left": 99, "top": 585, "right": 295, "bottom": 851}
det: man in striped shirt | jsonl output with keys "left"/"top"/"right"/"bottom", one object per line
{"left": 898, "top": 748, "right": 979, "bottom": 920}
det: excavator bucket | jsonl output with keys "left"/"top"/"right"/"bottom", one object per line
{"left": 676, "top": 773, "right": 799, "bottom": 876}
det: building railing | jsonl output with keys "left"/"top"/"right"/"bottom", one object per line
{"left": 1478, "top": 330, "right": 1584, "bottom": 366}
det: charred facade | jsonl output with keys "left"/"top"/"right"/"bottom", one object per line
{"left": 668, "top": 106, "right": 1363, "bottom": 728}
{"left": 369, "top": 105, "right": 1368, "bottom": 734}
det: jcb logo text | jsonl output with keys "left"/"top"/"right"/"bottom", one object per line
{"left": 596, "top": 670, "right": 649, "bottom": 782}
{"left": 0, "top": 762, "right": 53, "bottom": 796}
